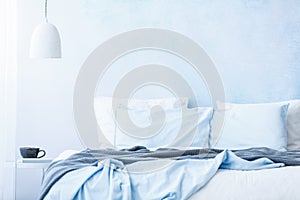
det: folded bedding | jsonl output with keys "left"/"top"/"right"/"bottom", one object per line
{"left": 40, "top": 147, "right": 300, "bottom": 200}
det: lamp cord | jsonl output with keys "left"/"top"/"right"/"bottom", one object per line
{"left": 45, "top": 0, "right": 48, "bottom": 22}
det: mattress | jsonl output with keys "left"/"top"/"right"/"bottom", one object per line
{"left": 190, "top": 166, "right": 300, "bottom": 200}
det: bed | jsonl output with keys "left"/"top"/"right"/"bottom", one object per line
{"left": 40, "top": 147, "right": 300, "bottom": 200}
{"left": 39, "top": 98, "right": 300, "bottom": 199}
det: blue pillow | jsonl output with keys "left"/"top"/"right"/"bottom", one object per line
{"left": 114, "top": 107, "right": 213, "bottom": 149}
{"left": 211, "top": 102, "right": 289, "bottom": 151}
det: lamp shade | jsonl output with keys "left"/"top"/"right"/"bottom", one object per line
{"left": 29, "top": 22, "right": 62, "bottom": 58}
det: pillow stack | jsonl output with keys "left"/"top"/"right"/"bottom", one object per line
{"left": 94, "top": 97, "right": 212, "bottom": 149}
{"left": 94, "top": 97, "right": 300, "bottom": 151}
{"left": 115, "top": 106, "right": 212, "bottom": 149}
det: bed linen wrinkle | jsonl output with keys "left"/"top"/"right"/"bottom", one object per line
{"left": 40, "top": 147, "right": 300, "bottom": 200}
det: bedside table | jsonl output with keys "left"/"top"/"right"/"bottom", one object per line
{"left": 15, "top": 158, "right": 53, "bottom": 199}
{"left": 16, "top": 158, "right": 53, "bottom": 180}
{"left": 17, "top": 158, "right": 53, "bottom": 169}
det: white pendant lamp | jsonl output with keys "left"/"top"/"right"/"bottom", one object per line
{"left": 30, "top": 0, "right": 62, "bottom": 58}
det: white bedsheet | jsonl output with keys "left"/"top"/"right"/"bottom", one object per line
{"left": 190, "top": 166, "right": 300, "bottom": 200}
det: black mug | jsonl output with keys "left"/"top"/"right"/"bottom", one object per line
{"left": 20, "top": 147, "right": 46, "bottom": 159}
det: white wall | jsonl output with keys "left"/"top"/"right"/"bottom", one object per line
{"left": 16, "top": 0, "right": 300, "bottom": 199}
{"left": 1, "top": 0, "right": 17, "bottom": 198}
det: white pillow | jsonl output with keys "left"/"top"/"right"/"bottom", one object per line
{"left": 114, "top": 107, "right": 213, "bottom": 149}
{"left": 211, "top": 102, "right": 289, "bottom": 151}
{"left": 94, "top": 97, "right": 188, "bottom": 145}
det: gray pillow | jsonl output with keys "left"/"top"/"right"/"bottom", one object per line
{"left": 287, "top": 100, "right": 300, "bottom": 150}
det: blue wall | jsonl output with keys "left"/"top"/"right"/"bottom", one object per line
{"left": 87, "top": 0, "right": 300, "bottom": 104}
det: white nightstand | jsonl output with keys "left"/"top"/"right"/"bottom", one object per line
{"left": 16, "top": 158, "right": 53, "bottom": 170}
{"left": 15, "top": 158, "right": 53, "bottom": 199}
{"left": 16, "top": 158, "right": 53, "bottom": 179}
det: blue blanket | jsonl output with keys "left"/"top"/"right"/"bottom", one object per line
{"left": 40, "top": 147, "right": 300, "bottom": 200}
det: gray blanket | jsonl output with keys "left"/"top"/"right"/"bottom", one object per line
{"left": 39, "top": 146, "right": 300, "bottom": 199}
